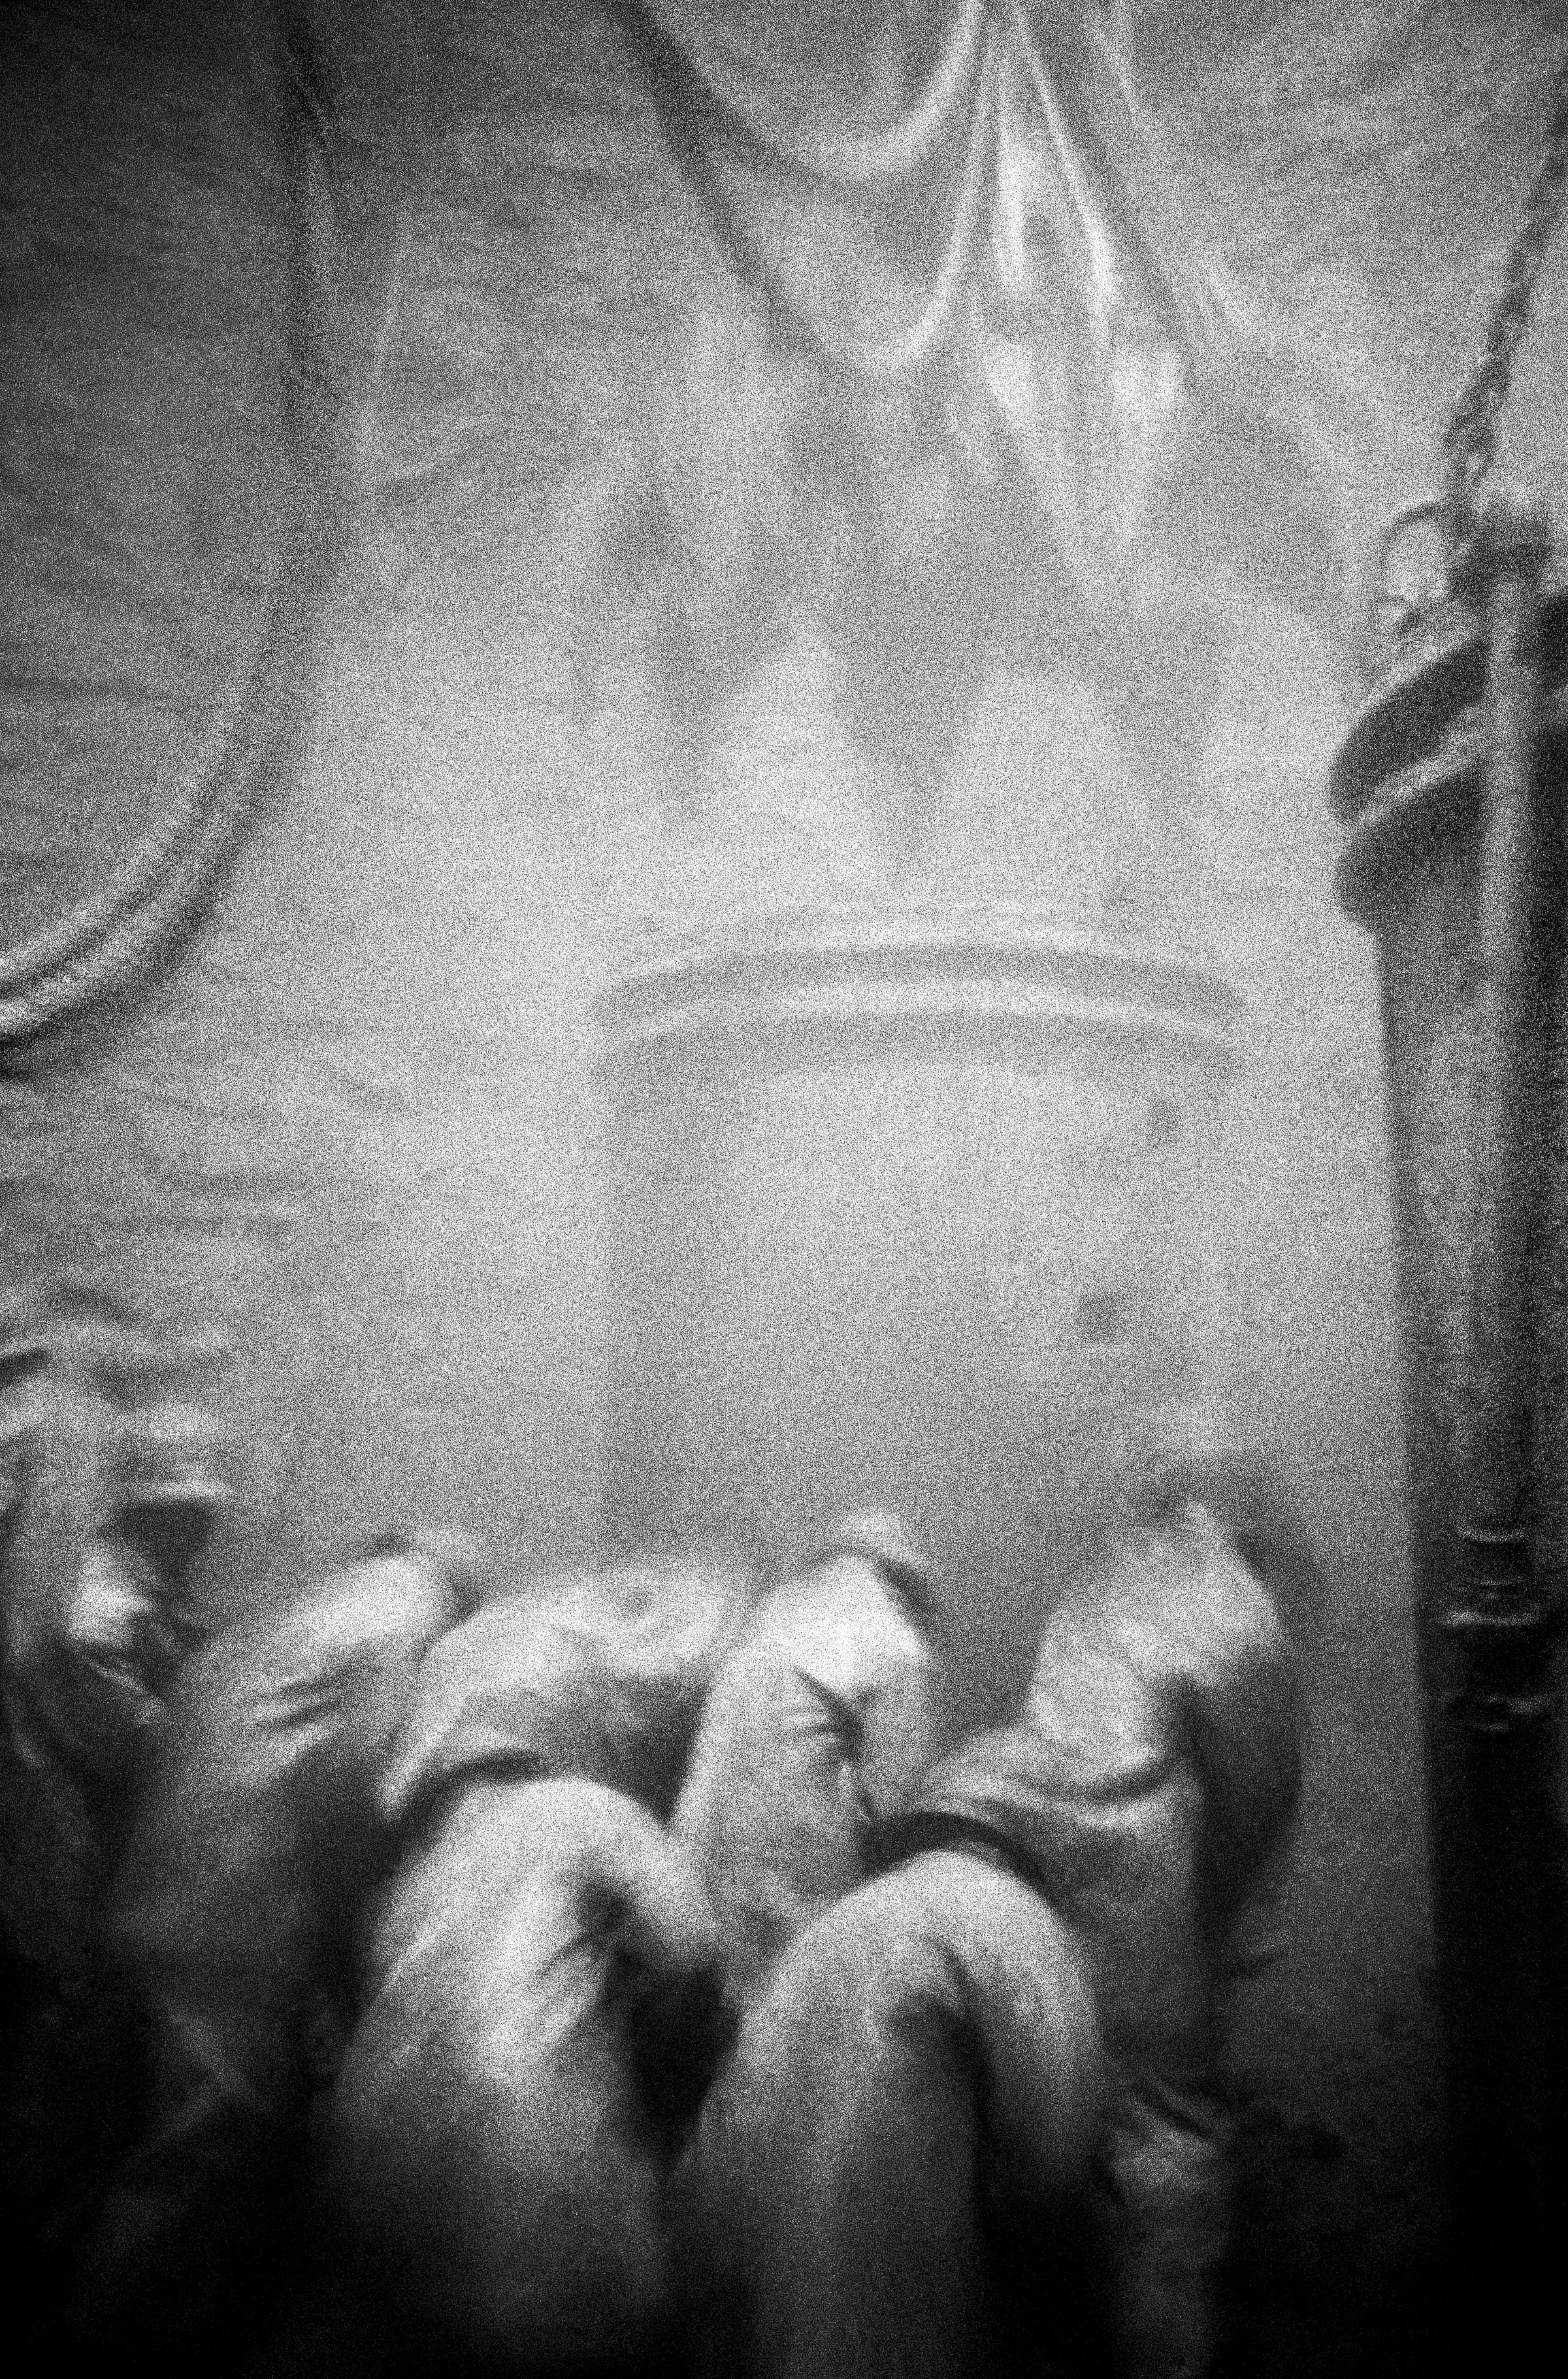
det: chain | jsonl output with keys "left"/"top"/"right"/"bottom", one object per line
{"left": 1442, "top": 40, "right": 1568, "bottom": 559}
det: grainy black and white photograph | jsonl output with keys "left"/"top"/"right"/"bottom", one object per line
{"left": 3, "top": 1, "right": 1567, "bottom": 2374}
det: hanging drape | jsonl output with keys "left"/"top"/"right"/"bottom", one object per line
{"left": 615, "top": 0, "right": 1317, "bottom": 612}
{"left": 0, "top": 0, "right": 419, "bottom": 1060}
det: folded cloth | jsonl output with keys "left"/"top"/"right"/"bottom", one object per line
{"left": 331, "top": 1773, "right": 733, "bottom": 2371}
{"left": 376, "top": 1544, "right": 756, "bottom": 1835}
{"left": 676, "top": 1844, "right": 1105, "bottom": 2379}
{"left": 908, "top": 1495, "right": 1305, "bottom": 2379}
{"left": 673, "top": 1533, "right": 944, "bottom": 1997}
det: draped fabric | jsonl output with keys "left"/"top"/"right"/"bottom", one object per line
{"left": 107, "top": 1543, "right": 468, "bottom": 2082}
{"left": 330, "top": 1774, "right": 731, "bottom": 2369}
{"left": 69, "top": 1541, "right": 470, "bottom": 2361}
{"left": 615, "top": 1, "right": 1328, "bottom": 614}
{"left": 0, "top": 1309, "right": 222, "bottom": 1988}
{"left": 672, "top": 1549, "right": 943, "bottom": 1998}
{"left": 377, "top": 1547, "right": 756, "bottom": 1834}
{"left": 903, "top": 1496, "right": 1305, "bottom": 2379}
{"left": 0, "top": 0, "right": 421, "bottom": 1057}
{"left": 911, "top": 1497, "right": 1303, "bottom": 2059}
{"left": 675, "top": 1848, "right": 1105, "bottom": 2379}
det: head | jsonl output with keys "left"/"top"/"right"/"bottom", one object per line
{"left": 407, "top": 1528, "right": 493, "bottom": 1626}
{"left": 346, "top": 1526, "right": 494, "bottom": 1632}
{"left": 811, "top": 1505, "right": 943, "bottom": 1641}
{"left": 1132, "top": 1445, "right": 1324, "bottom": 1651}
{"left": 118, "top": 1396, "right": 233, "bottom": 1586}
{"left": 0, "top": 1276, "right": 225, "bottom": 1410}
{"left": 0, "top": 1369, "right": 227, "bottom": 1779}
{"left": 3, "top": 1282, "right": 232, "bottom": 1554}
{"left": 584, "top": 1540, "right": 764, "bottom": 1810}
{"left": 1, "top": 1335, "right": 133, "bottom": 1678}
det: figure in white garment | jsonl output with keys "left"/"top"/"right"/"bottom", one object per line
{"left": 911, "top": 1458, "right": 1310, "bottom": 2379}
{"left": 326, "top": 1549, "right": 754, "bottom": 2374}
{"left": 672, "top": 1508, "right": 947, "bottom": 1997}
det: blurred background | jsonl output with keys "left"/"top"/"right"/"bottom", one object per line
{"left": 5, "top": 1, "right": 1568, "bottom": 2367}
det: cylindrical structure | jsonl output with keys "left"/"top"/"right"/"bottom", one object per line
{"left": 1329, "top": 557, "right": 1568, "bottom": 2289}
{"left": 596, "top": 908, "right": 1238, "bottom": 1726}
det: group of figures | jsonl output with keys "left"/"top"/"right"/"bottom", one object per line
{"left": 0, "top": 1280, "right": 1311, "bottom": 2379}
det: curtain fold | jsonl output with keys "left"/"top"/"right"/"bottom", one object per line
{"left": 0, "top": 0, "right": 422, "bottom": 1055}
{"left": 615, "top": 0, "right": 1315, "bottom": 611}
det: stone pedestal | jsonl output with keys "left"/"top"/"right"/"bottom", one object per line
{"left": 598, "top": 904, "right": 1238, "bottom": 1724}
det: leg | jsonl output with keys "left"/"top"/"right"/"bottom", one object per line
{"left": 1092, "top": 2076, "right": 1232, "bottom": 2379}
{"left": 69, "top": 1977, "right": 306, "bottom": 2372}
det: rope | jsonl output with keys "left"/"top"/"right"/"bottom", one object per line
{"left": 1441, "top": 37, "right": 1568, "bottom": 561}
{"left": 1355, "top": 33, "right": 1567, "bottom": 672}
